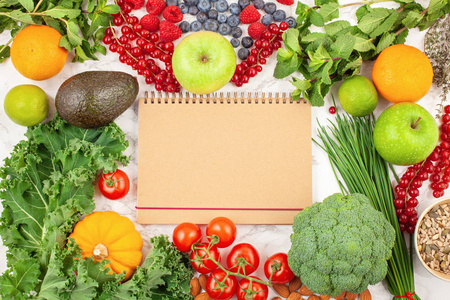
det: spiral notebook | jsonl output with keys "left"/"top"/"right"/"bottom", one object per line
{"left": 137, "top": 91, "right": 312, "bottom": 224}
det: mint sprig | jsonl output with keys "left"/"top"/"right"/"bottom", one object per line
{"left": 275, "top": 0, "right": 450, "bottom": 107}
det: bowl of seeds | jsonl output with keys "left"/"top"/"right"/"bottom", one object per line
{"left": 414, "top": 198, "right": 450, "bottom": 281}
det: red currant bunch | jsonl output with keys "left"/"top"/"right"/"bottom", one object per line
{"left": 102, "top": 1, "right": 180, "bottom": 93}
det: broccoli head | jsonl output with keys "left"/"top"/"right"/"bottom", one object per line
{"left": 288, "top": 193, "right": 395, "bottom": 297}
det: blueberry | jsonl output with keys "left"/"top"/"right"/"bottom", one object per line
{"left": 179, "top": 20, "right": 190, "bottom": 32}
{"left": 204, "top": 19, "right": 219, "bottom": 31}
{"left": 208, "top": 9, "right": 218, "bottom": 19}
{"left": 184, "top": 0, "right": 199, "bottom": 6}
{"left": 197, "top": 0, "right": 211, "bottom": 12}
{"left": 285, "top": 16, "right": 297, "bottom": 28}
{"left": 190, "top": 20, "right": 202, "bottom": 31}
{"left": 210, "top": 0, "right": 218, "bottom": 2}
{"left": 215, "top": 0, "right": 228, "bottom": 12}
{"left": 179, "top": 2, "right": 188, "bottom": 13}
{"left": 227, "top": 14, "right": 240, "bottom": 27}
{"left": 218, "top": 23, "right": 231, "bottom": 35}
{"left": 238, "top": 0, "right": 251, "bottom": 9}
{"left": 217, "top": 13, "right": 227, "bottom": 23}
{"left": 166, "top": 0, "right": 179, "bottom": 6}
{"left": 263, "top": 2, "right": 276, "bottom": 14}
{"left": 273, "top": 9, "right": 286, "bottom": 22}
{"left": 197, "top": 11, "right": 208, "bottom": 22}
{"left": 229, "top": 3, "right": 241, "bottom": 15}
{"left": 261, "top": 14, "right": 273, "bottom": 25}
{"left": 252, "top": 0, "right": 264, "bottom": 9}
{"left": 230, "top": 27, "right": 242, "bottom": 38}
{"left": 230, "top": 38, "right": 240, "bottom": 48}
{"left": 188, "top": 5, "right": 199, "bottom": 15}
{"left": 238, "top": 47, "right": 250, "bottom": 60}
{"left": 241, "top": 36, "right": 253, "bottom": 48}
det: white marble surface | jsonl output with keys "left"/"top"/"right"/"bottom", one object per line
{"left": 1, "top": 0, "right": 450, "bottom": 299}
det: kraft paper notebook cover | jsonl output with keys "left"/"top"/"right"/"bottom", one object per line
{"left": 137, "top": 91, "right": 312, "bottom": 224}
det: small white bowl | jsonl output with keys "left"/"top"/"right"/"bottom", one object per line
{"left": 414, "top": 198, "right": 450, "bottom": 281}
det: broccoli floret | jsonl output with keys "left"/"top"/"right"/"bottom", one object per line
{"left": 288, "top": 193, "right": 395, "bottom": 297}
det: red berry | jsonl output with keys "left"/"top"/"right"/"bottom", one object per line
{"left": 445, "top": 105, "right": 450, "bottom": 114}
{"left": 408, "top": 188, "right": 419, "bottom": 197}
{"left": 276, "top": 0, "right": 294, "bottom": 5}
{"left": 240, "top": 5, "right": 261, "bottom": 24}
{"left": 411, "top": 179, "right": 422, "bottom": 188}
{"left": 329, "top": 106, "right": 336, "bottom": 114}
{"left": 433, "top": 190, "right": 443, "bottom": 198}
{"left": 279, "top": 22, "right": 289, "bottom": 31}
{"left": 417, "top": 171, "right": 428, "bottom": 181}
{"left": 406, "top": 225, "right": 416, "bottom": 234}
{"left": 429, "top": 150, "right": 439, "bottom": 161}
{"left": 399, "top": 223, "right": 407, "bottom": 232}
{"left": 255, "top": 65, "right": 263, "bottom": 72}
{"left": 407, "top": 197, "right": 419, "bottom": 208}
{"left": 146, "top": 0, "right": 166, "bottom": 15}
{"left": 430, "top": 174, "right": 440, "bottom": 182}
{"left": 248, "top": 22, "right": 266, "bottom": 39}
{"left": 398, "top": 178, "right": 409, "bottom": 188}
{"left": 159, "top": 20, "right": 182, "bottom": 42}
{"left": 442, "top": 141, "right": 450, "bottom": 149}
{"left": 404, "top": 206, "right": 416, "bottom": 217}
{"left": 409, "top": 215, "right": 419, "bottom": 226}
{"left": 113, "top": 16, "right": 124, "bottom": 26}
{"left": 394, "top": 198, "right": 405, "bottom": 209}
{"left": 268, "top": 23, "right": 280, "bottom": 34}
{"left": 399, "top": 214, "right": 409, "bottom": 224}
{"left": 162, "top": 5, "right": 183, "bottom": 23}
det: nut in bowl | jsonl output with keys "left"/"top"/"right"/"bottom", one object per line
{"left": 414, "top": 198, "right": 450, "bottom": 281}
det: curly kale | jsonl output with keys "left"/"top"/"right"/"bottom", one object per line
{"left": 288, "top": 193, "right": 395, "bottom": 297}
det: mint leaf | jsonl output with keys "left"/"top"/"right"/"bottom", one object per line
{"left": 283, "top": 28, "right": 301, "bottom": 53}
{"left": 291, "top": 88, "right": 302, "bottom": 101}
{"left": 376, "top": 32, "right": 396, "bottom": 54}
{"left": 356, "top": 4, "right": 372, "bottom": 22}
{"left": 101, "top": 4, "right": 120, "bottom": 14}
{"left": 370, "top": 10, "right": 399, "bottom": 38}
{"left": 290, "top": 77, "right": 312, "bottom": 90}
{"left": 324, "top": 20, "right": 351, "bottom": 36}
{"left": 18, "top": 0, "right": 34, "bottom": 12}
{"left": 8, "top": 10, "right": 35, "bottom": 24}
{"left": 44, "top": 6, "right": 81, "bottom": 19}
{"left": 301, "top": 32, "right": 327, "bottom": 43}
{"left": 357, "top": 8, "right": 390, "bottom": 35}
{"left": 66, "top": 19, "right": 83, "bottom": 46}
{"left": 353, "top": 35, "right": 376, "bottom": 52}
{"left": 321, "top": 60, "right": 334, "bottom": 84}
{"left": 274, "top": 54, "right": 301, "bottom": 78}
{"left": 310, "top": 10, "right": 325, "bottom": 27}
{"left": 318, "top": 2, "right": 339, "bottom": 22}
{"left": 403, "top": 10, "right": 424, "bottom": 28}
{"left": 0, "top": 45, "right": 10, "bottom": 63}
{"left": 340, "top": 55, "right": 362, "bottom": 75}
{"left": 331, "top": 35, "right": 355, "bottom": 60}
{"left": 308, "top": 80, "right": 326, "bottom": 106}
{"left": 277, "top": 48, "right": 294, "bottom": 61}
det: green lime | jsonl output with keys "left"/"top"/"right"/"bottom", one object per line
{"left": 338, "top": 75, "right": 378, "bottom": 117}
{"left": 4, "top": 84, "right": 49, "bottom": 126}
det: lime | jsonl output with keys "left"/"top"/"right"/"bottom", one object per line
{"left": 4, "top": 84, "right": 49, "bottom": 126}
{"left": 338, "top": 75, "right": 378, "bottom": 117}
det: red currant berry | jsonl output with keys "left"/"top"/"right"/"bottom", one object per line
{"left": 235, "top": 65, "right": 244, "bottom": 75}
{"left": 109, "top": 43, "right": 118, "bottom": 52}
{"left": 241, "top": 74, "right": 249, "bottom": 83}
{"left": 429, "top": 150, "right": 440, "bottom": 161}
{"left": 119, "top": 54, "right": 128, "bottom": 63}
{"left": 396, "top": 189, "right": 407, "bottom": 199}
{"left": 268, "top": 23, "right": 279, "bottom": 34}
{"left": 140, "top": 29, "right": 150, "bottom": 38}
{"left": 133, "top": 23, "right": 142, "bottom": 32}
{"left": 164, "top": 42, "right": 174, "bottom": 52}
{"left": 406, "top": 225, "right": 416, "bottom": 234}
{"left": 329, "top": 106, "right": 336, "bottom": 114}
{"left": 398, "top": 178, "right": 409, "bottom": 188}
{"left": 404, "top": 206, "right": 416, "bottom": 217}
{"left": 431, "top": 174, "right": 441, "bottom": 182}
{"left": 444, "top": 105, "right": 450, "bottom": 114}
{"left": 113, "top": 16, "right": 124, "bottom": 26}
{"left": 247, "top": 55, "right": 257, "bottom": 64}
{"left": 103, "top": 35, "right": 113, "bottom": 44}
{"left": 409, "top": 215, "right": 419, "bottom": 226}
{"left": 119, "top": 35, "right": 129, "bottom": 44}
{"left": 235, "top": 81, "right": 243, "bottom": 87}
{"left": 442, "top": 174, "right": 450, "bottom": 182}
{"left": 155, "top": 83, "right": 164, "bottom": 91}
{"left": 417, "top": 171, "right": 428, "bottom": 181}
{"left": 105, "top": 27, "right": 115, "bottom": 36}
{"left": 411, "top": 179, "right": 422, "bottom": 188}
{"left": 279, "top": 21, "right": 289, "bottom": 31}
{"left": 231, "top": 74, "right": 239, "bottom": 82}
{"left": 399, "top": 223, "right": 407, "bottom": 232}
{"left": 433, "top": 190, "right": 443, "bottom": 198}
{"left": 122, "top": 3, "right": 133, "bottom": 13}
{"left": 408, "top": 188, "right": 419, "bottom": 197}
{"left": 399, "top": 214, "right": 409, "bottom": 224}
{"left": 263, "top": 31, "right": 272, "bottom": 39}
{"left": 407, "top": 197, "right": 419, "bottom": 208}
{"left": 150, "top": 33, "right": 159, "bottom": 42}
{"left": 442, "top": 114, "right": 450, "bottom": 123}
{"left": 442, "top": 141, "right": 450, "bottom": 149}
{"left": 254, "top": 40, "right": 262, "bottom": 49}
{"left": 145, "top": 76, "right": 155, "bottom": 84}
{"left": 255, "top": 65, "right": 263, "bottom": 72}
{"left": 121, "top": 26, "right": 131, "bottom": 34}
{"left": 394, "top": 198, "right": 405, "bottom": 209}
{"left": 259, "top": 58, "right": 266, "bottom": 64}
{"left": 128, "top": 32, "right": 137, "bottom": 40}
{"left": 251, "top": 49, "right": 259, "bottom": 56}
{"left": 272, "top": 41, "right": 282, "bottom": 50}
{"left": 136, "top": 38, "right": 146, "bottom": 48}
{"left": 396, "top": 208, "right": 404, "bottom": 217}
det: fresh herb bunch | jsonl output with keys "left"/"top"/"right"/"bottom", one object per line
{"left": 0, "top": 0, "right": 120, "bottom": 63}
{"left": 314, "top": 110, "right": 420, "bottom": 299}
{"left": 424, "top": 15, "right": 450, "bottom": 119}
{"left": 274, "top": 0, "right": 450, "bottom": 107}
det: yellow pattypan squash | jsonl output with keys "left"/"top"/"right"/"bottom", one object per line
{"left": 69, "top": 211, "right": 143, "bottom": 281}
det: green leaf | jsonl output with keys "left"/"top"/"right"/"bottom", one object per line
{"left": 101, "top": 4, "right": 120, "bottom": 14}
{"left": 428, "top": 0, "right": 447, "bottom": 15}
{"left": 274, "top": 54, "right": 301, "bottom": 78}
{"left": 66, "top": 19, "right": 83, "bottom": 46}
{"left": 307, "top": 80, "right": 326, "bottom": 106}
{"left": 355, "top": 4, "right": 372, "bottom": 22}
{"left": 394, "top": 28, "right": 409, "bottom": 44}
{"left": 324, "top": 20, "right": 351, "bottom": 36}
{"left": 38, "top": 247, "right": 68, "bottom": 299}
{"left": 290, "top": 77, "right": 312, "bottom": 91}
{"left": 95, "top": 43, "right": 106, "bottom": 55}
{"left": 86, "top": 0, "right": 97, "bottom": 12}
{"left": 277, "top": 48, "right": 294, "bottom": 62}
{"left": 59, "top": 35, "right": 74, "bottom": 51}
{"left": 0, "top": 45, "right": 10, "bottom": 63}
{"left": 330, "top": 35, "right": 355, "bottom": 60}
{"left": 318, "top": 2, "right": 339, "bottom": 22}
{"left": 353, "top": 35, "right": 376, "bottom": 52}
{"left": 295, "top": 2, "right": 311, "bottom": 25}
{"left": 369, "top": 10, "right": 399, "bottom": 38}
{"left": 18, "top": 0, "right": 34, "bottom": 12}
{"left": 321, "top": 60, "right": 333, "bottom": 84}
{"left": 340, "top": 55, "right": 362, "bottom": 75}
{"left": 291, "top": 88, "right": 302, "bottom": 101}
{"left": 8, "top": 10, "right": 35, "bottom": 24}
{"left": 301, "top": 32, "right": 327, "bottom": 43}
{"left": 310, "top": 10, "right": 325, "bottom": 27}
{"left": 315, "top": 0, "right": 338, "bottom": 5}
{"left": 376, "top": 32, "right": 396, "bottom": 54}
{"left": 357, "top": 8, "right": 390, "bottom": 35}
{"left": 43, "top": 6, "right": 81, "bottom": 19}
{"left": 402, "top": 10, "right": 424, "bottom": 28}
{"left": 283, "top": 28, "right": 301, "bottom": 54}
{"left": 0, "top": 0, "right": 20, "bottom": 7}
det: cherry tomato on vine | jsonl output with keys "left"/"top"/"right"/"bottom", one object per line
{"left": 98, "top": 169, "right": 130, "bottom": 200}
{"left": 205, "top": 269, "right": 237, "bottom": 300}
{"left": 263, "top": 252, "right": 294, "bottom": 284}
{"left": 172, "top": 222, "right": 202, "bottom": 252}
{"left": 227, "top": 243, "right": 260, "bottom": 276}
{"left": 206, "top": 217, "right": 237, "bottom": 248}
{"left": 190, "top": 242, "right": 221, "bottom": 274}
{"left": 236, "top": 277, "right": 269, "bottom": 300}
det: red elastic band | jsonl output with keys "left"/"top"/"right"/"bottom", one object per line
{"left": 394, "top": 292, "right": 416, "bottom": 300}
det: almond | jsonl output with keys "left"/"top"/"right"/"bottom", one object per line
{"left": 299, "top": 285, "right": 314, "bottom": 296}
{"left": 271, "top": 297, "right": 282, "bottom": 300}
{"left": 272, "top": 283, "right": 290, "bottom": 298}
{"left": 194, "top": 292, "right": 211, "bottom": 300}
{"left": 286, "top": 291, "right": 302, "bottom": 300}
{"left": 198, "top": 274, "right": 208, "bottom": 291}
{"left": 307, "top": 295, "right": 320, "bottom": 300}
{"left": 289, "top": 276, "right": 302, "bottom": 292}
{"left": 319, "top": 295, "right": 331, "bottom": 300}
{"left": 345, "top": 291, "right": 358, "bottom": 300}
{"left": 334, "top": 291, "right": 346, "bottom": 300}
{"left": 359, "top": 289, "right": 372, "bottom": 300}
{"left": 190, "top": 277, "right": 201, "bottom": 297}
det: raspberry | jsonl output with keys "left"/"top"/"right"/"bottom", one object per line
{"left": 240, "top": 5, "right": 261, "bottom": 24}
{"left": 276, "top": 0, "right": 294, "bottom": 5}
{"left": 247, "top": 22, "right": 266, "bottom": 39}
{"left": 159, "top": 20, "right": 182, "bottom": 42}
{"left": 146, "top": 0, "right": 166, "bottom": 15}
{"left": 126, "top": 0, "right": 145, "bottom": 9}
{"left": 162, "top": 5, "right": 183, "bottom": 23}
{"left": 140, "top": 14, "right": 160, "bottom": 32}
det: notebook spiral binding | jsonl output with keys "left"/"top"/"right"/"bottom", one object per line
{"left": 142, "top": 91, "right": 308, "bottom": 104}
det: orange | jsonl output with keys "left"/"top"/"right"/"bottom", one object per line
{"left": 371, "top": 44, "right": 433, "bottom": 103}
{"left": 10, "top": 25, "right": 68, "bottom": 81}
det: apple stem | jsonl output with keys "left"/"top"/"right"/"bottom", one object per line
{"left": 411, "top": 117, "right": 422, "bottom": 129}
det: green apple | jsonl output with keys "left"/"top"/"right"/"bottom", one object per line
{"left": 373, "top": 102, "right": 439, "bottom": 166}
{"left": 172, "top": 31, "right": 236, "bottom": 94}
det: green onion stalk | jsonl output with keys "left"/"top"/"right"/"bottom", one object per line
{"left": 314, "top": 112, "right": 420, "bottom": 300}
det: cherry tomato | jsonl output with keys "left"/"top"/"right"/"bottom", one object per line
{"left": 206, "top": 217, "right": 237, "bottom": 248}
{"left": 227, "top": 243, "right": 260, "bottom": 276}
{"left": 206, "top": 269, "right": 237, "bottom": 300}
{"left": 263, "top": 252, "right": 295, "bottom": 284}
{"left": 172, "top": 222, "right": 202, "bottom": 252}
{"left": 190, "top": 243, "right": 221, "bottom": 274}
{"left": 98, "top": 169, "right": 130, "bottom": 200}
{"left": 236, "top": 277, "right": 269, "bottom": 300}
